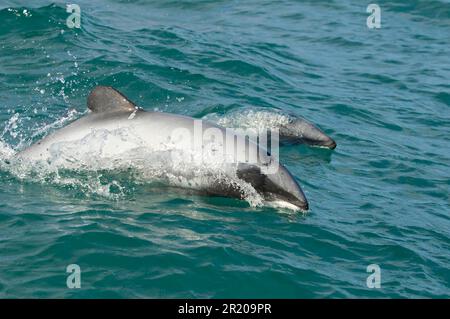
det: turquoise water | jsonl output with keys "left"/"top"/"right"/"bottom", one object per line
{"left": 0, "top": 0, "right": 449, "bottom": 298}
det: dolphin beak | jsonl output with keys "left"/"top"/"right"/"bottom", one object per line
{"left": 320, "top": 137, "right": 337, "bottom": 149}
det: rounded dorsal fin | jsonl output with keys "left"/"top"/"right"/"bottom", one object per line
{"left": 87, "top": 86, "right": 137, "bottom": 113}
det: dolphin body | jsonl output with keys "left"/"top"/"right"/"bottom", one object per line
{"left": 16, "top": 86, "right": 333, "bottom": 211}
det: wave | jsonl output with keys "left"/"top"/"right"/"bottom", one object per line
{"left": 385, "top": 0, "right": 450, "bottom": 21}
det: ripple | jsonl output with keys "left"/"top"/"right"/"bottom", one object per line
{"left": 1, "top": 0, "right": 450, "bottom": 299}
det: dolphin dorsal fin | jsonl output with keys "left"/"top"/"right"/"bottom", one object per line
{"left": 87, "top": 86, "right": 137, "bottom": 113}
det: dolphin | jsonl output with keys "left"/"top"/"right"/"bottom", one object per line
{"left": 203, "top": 109, "right": 337, "bottom": 149}
{"left": 17, "top": 86, "right": 309, "bottom": 210}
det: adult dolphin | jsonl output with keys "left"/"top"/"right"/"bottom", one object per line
{"left": 17, "top": 86, "right": 310, "bottom": 210}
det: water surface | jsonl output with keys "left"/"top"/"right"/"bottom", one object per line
{"left": 0, "top": 0, "right": 449, "bottom": 298}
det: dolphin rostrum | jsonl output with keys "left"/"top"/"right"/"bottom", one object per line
{"left": 18, "top": 86, "right": 311, "bottom": 210}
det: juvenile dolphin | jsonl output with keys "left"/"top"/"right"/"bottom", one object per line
{"left": 17, "top": 86, "right": 309, "bottom": 210}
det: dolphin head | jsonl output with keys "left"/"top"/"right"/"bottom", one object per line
{"left": 263, "top": 164, "right": 309, "bottom": 211}
{"left": 237, "top": 163, "right": 309, "bottom": 211}
{"left": 280, "top": 117, "right": 336, "bottom": 149}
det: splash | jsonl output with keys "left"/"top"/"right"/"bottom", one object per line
{"left": 203, "top": 107, "right": 292, "bottom": 135}
{"left": 0, "top": 140, "right": 14, "bottom": 161}
{"left": 0, "top": 109, "right": 83, "bottom": 152}
{"left": 6, "top": 8, "right": 32, "bottom": 17}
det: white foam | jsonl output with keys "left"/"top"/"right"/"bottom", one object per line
{"left": 203, "top": 107, "right": 292, "bottom": 133}
{"left": 0, "top": 140, "right": 15, "bottom": 161}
